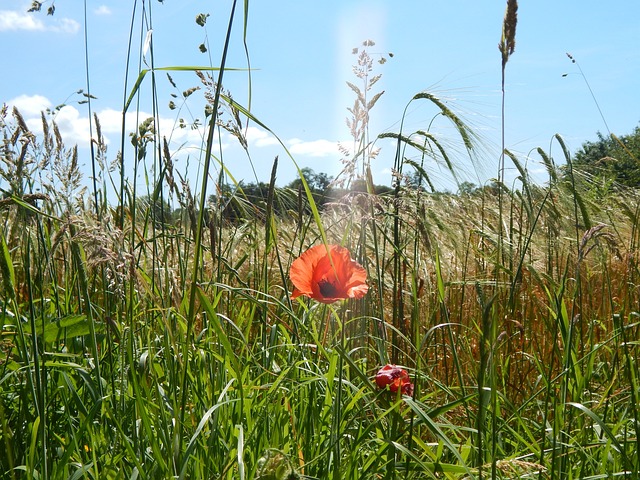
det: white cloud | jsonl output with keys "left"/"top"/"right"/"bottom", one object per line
{"left": 8, "top": 94, "right": 52, "bottom": 117}
{"left": 92, "top": 108, "right": 123, "bottom": 135}
{"left": 245, "top": 126, "right": 278, "bottom": 147}
{"left": 52, "top": 105, "right": 91, "bottom": 146}
{"left": 0, "top": 10, "right": 43, "bottom": 31}
{"left": 6, "top": 96, "right": 339, "bottom": 165}
{"left": 5, "top": 96, "right": 252, "bottom": 163}
{"left": 255, "top": 136, "right": 279, "bottom": 148}
{"left": 96, "top": 108, "right": 155, "bottom": 137}
{"left": 6, "top": 101, "right": 91, "bottom": 149}
{"left": 94, "top": 108, "right": 214, "bottom": 151}
{"left": 52, "top": 17, "right": 80, "bottom": 34}
{"left": 8, "top": 95, "right": 97, "bottom": 148}
{"left": 94, "top": 108, "right": 232, "bottom": 156}
{"left": 0, "top": 9, "right": 79, "bottom": 33}
{"left": 288, "top": 138, "right": 339, "bottom": 157}
{"left": 165, "top": 121, "right": 207, "bottom": 147}
{"left": 94, "top": 6, "right": 111, "bottom": 16}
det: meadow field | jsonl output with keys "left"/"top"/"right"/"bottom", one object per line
{"left": 1, "top": 1, "right": 639, "bottom": 479}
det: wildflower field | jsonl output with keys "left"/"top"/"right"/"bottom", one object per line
{"left": 1, "top": 1, "right": 639, "bottom": 479}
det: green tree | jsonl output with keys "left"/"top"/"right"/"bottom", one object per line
{"left": 457, "top": 181, "right": 478, "bottom": 196}
{"left": 285, "top": 167, "right": 334, "bottom": 209}
{"left": 286, "top": 167, "right": 332, "bottom": 193}
{"left": 571, "top": 125, "right": 640, "bottom": 189}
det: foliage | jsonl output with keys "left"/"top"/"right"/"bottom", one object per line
{"left": 286, "top": 167, "right": 332, "bottom": 195}
{"left": 207, "top": 168, "right": 393, "bottom": 222}
{"left": 570, "top": 125, "right": 640, "bottom": 189}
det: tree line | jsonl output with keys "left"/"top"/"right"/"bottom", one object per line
{"left": 138, "top": 124, "right": 640, "bottom": 225}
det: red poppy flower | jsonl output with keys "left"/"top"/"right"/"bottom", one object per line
{"left": 375, "top": 364, "right": 414, "bottom": 396}
{"left": 289, "top": 244, "right": 368, "bottom": 304}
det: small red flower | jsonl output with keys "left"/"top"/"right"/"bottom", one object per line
{"left": 289, "top": 244, "right": 368, "bottom": 304}
{"left": 375, "top": 364, "right": 414, "bottom": 396}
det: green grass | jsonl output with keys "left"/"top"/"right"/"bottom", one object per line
{"left": 1, "top": 2, "right": 640, "bottom": 479}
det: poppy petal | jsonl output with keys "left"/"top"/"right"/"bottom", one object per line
{"left": 332, "top": 246, "right": 367, "bottom": 291}
{"left": 289, "top": 245, "right": 327, "bottom": 296}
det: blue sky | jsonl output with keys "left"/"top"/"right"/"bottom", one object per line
{"left": 1, "top": 1, "right": 639, "bottom": 194}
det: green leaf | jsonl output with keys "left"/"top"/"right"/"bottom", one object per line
{"left": 195, "top": 13, "right": 209, "bottom": 26}
{"left": 14, "top": 314, "right": 103, "bottom": 343}
{"left": 568, "top": 402, "right": 630, "bottom": 463}
{"left": 0, "top": 233, "right": 15, "bottom": 300}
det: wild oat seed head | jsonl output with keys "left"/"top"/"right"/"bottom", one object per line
{"left": 499, "top": 0, "right": 518, "bottom": 67}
